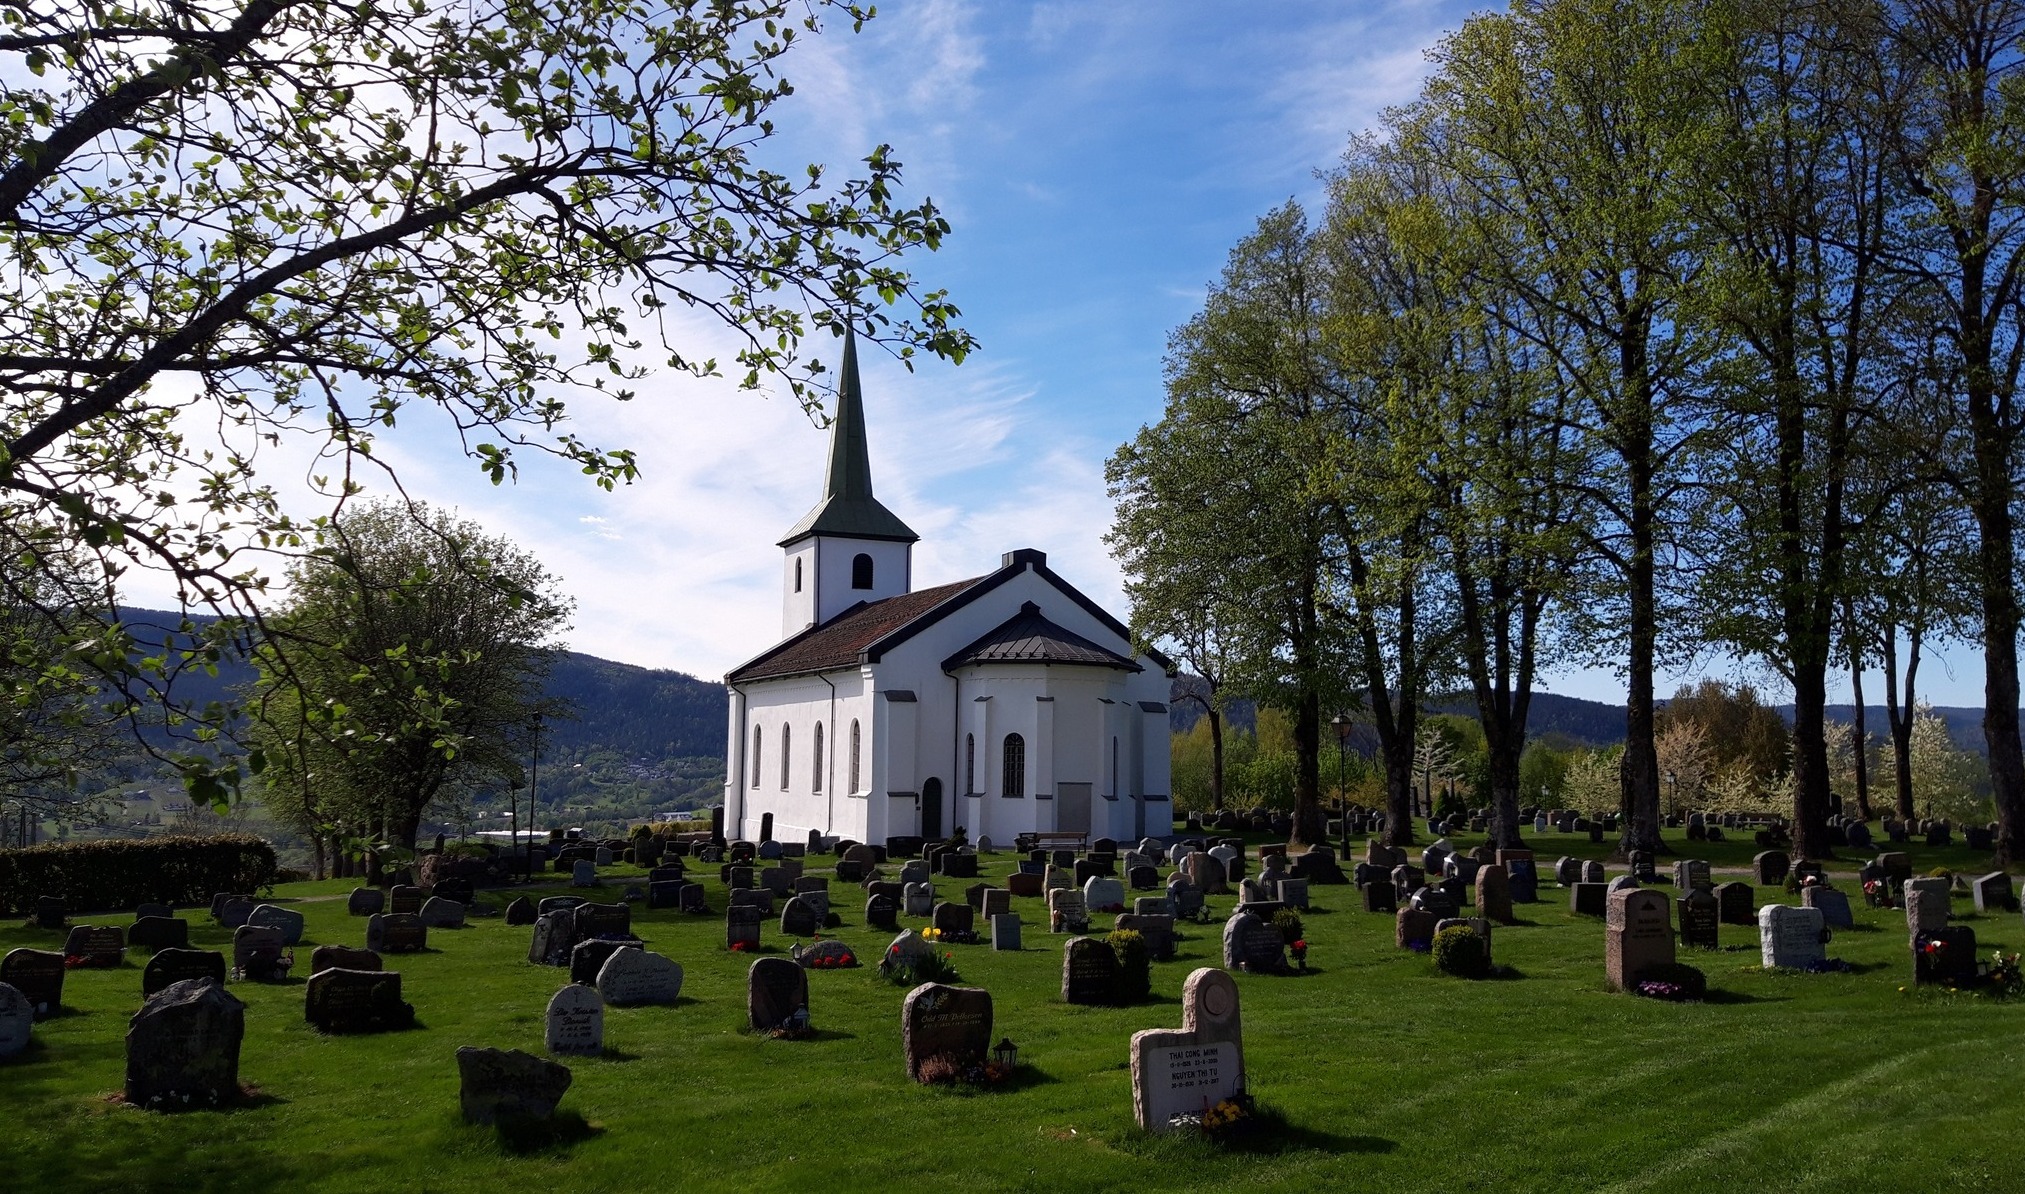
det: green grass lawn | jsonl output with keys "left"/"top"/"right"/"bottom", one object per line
{"left": 3, "top": 827, "right": 2023, "bottom": 1193}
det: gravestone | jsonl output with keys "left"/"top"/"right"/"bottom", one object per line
{"left": 1753, "top": 851, "right": 1790, "bottom": 886}
{"left": 1605, "top": 888, "right": 1675, "bottom": 991}
{"left": 1503, "top": 855, "right": 1538, "bottom": 903}
{"left": 780, "top": 895, "right": 822, "bottom": 938}
{"left": 530, "top": 910, "right": 579, "bottom": 966}
{"left": 0, "top": 983, "right": 29, "bottom": 1059}
{"left": 1801, "top": 885, "right": 1854, "bottom": 929}
{"left": 309, "top": 945, "right": 380, "bottom": 974}
{"left": 389, "top": 885, "right": 425, "bottom": 915}
{"left": 1410, "top": 886, "right": 1459, "bottom": 920}
{"left": 366, "top": 913, "right": 427, "bottom": 954}
{"left": 1878, "top": 852, "right": 1914, "bottom": 886}
{"left": 1117, "top": 912, "right": 1176, "bottom": 962}
{"left": 1846, "top": 822, "right": 1873, "bottom": 850}
{"left": 903, "top": 982, "right": 994, "bottom": 1081}
{"left": 305, "top": 968, "right": 414, "bottom": 1033}
{"left": 143, "top": 948, "right": 226, "bottom": 998}
{"left": 1362, "top": 882, "right": 1398, "bottom": 914}
{"left": 570, "top": 938, "right": 641, "bottom": 986}
{"left": 1276, "top": 878, "right": 1310, "bottom": 911}
{"left": 134, "top": 902, "right": 174, "bottom": 922}
{"left": 125, "top": 979, "right": 246, "bottom": 1109}
{"left": 931, "top": 902, "right": 974, "bottom": 934}
{"left": 866, "top": 894, "right": 900, "bottom": 932}
{"left": 992, "top": 912, "right": 1023, "bottom": 951}
{"left": 538, "top": 895, "right": 587, "bottom": 916}
{"left": 1063, "top": 936, "right": 1123, "bottom": 1004}
{"left": 1183, "top": 851, "right": 1228, "bottom": 895}
{"left": 1760, "top": 904, "right": 1828, "bottom": 969}
{"left": 1913, "top": 925, "right": 1979, "bottom": 986}
{"left": 1221, "top": 909, "right": 1285, "bottom": 973}
{"left": 1009, "top": 872, "right": 1045, "bottom": 900}
{"left": 65, "top": 925, "right": 126, "bottom": 968}
{"left": 747, "top": 956, "right": 808, "bottom": 1031}
{"left": 128, "top": 917, "right": 189, "bottom": 953}
{"left": 597, "top": 949, "right": 682, "bottom": 1006}
{"left": 32, "top": 895, "right": 67, "bottom": 930}
{"left": 1628, "top": 850, "right": 1657, "bottom": 884}
{"left": 1047, "top": 889, "right": 1089, "bottom": 934}
{"left": 545, "top": 984, "right": 605, "bottom": 1055}
{"left": 1083, "top": 876, "right": 1127, "bottom": 913}
{"left": 1582, "top": 860, "right": 1606, "bottom": 884}
{"left": 244, "top": 905, "right": 304, "bottom": 946}
{"left": 1129, "top": 968, "right": 1244, "bottom": 1133}
{"left": 904, "top": 882, "right": 936, "bottom": 918}
{"left": 2, "top": 949, "right": 64, "bottom": 1017}
{"left": 1673, "top": 860, "right": 1712, "bottom": 890}
{"left": 1442, "top": 855, "right": 1478, "bottom": 886}
{"left": 648, "top": 882, "right": 686, "bottom": 911}
{"left": 1715, "top": 881, "right": 1756, "bottom": 925}
{"left": 1677, "top": 888, "right": 1719, "bottom": 949}
{"left": 678, "top": 882, "right": 710, "bottom": 914}
{"left": 729, "top": 888, "right": 774, "bottom": 916}
{"left": 216, "top": 897, "right": 256, "bottom": 929}
{"left": 1570, "top": 882, "right": 1608, "bottom": 918}
{"left": 1129, "top": 865, "right": 1161, "bottom": 891}
{"left": 347, "top": 888, "right": 384, "bottom": 917}
{"left": 232, "top": 925, "right": 288, "bottom": 981}
{"left": 980, "top": 889, "right": 1011, "bottom": 920}
{"left": 1972, "top": 871, "right": 2017, "bottom": 913}
{"left": 571, "top": 860, "right": 599, "bottom": 888}
{"left": 726, "top": 904, "right": 763, "bottom": 951}
{"left": 573, "top": 902, "right": 632, "bottom": 940}
{"left": 419, "top": 897, "right": 466, "bottom": 929}
{"left": 1905, "top": 877, "right": 1951, "bottom": 936}
{"left": 1476, "top": 866, "right": 1515, "bottom": 925}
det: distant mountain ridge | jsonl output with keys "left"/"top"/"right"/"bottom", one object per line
{"left": 117, "top": 609, "right": 725, "bottom": 761}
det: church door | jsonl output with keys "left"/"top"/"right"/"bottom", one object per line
{"left": 1057, "top": 782, "right": 1091, "bottom": 835}
{"left": 921, "top": 777, "right": 943, "bottom": 840}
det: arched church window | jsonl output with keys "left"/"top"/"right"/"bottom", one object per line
{"left": 850, "top": 720, "right": 862, "bottom": 793}
{"left": 813, "top": 723, "right": 824, "bottom": 792}
{"left": 1003, "top": 733, "right": 1026, "bottom": 799}
{"left": 794, "top": 557, "right": 803, "bottom": 592}
{"left": 965, "top": 733, "right": 976, "bottom": 794}
{"left": 780, "top": 725, "right": 791, "bottom": 790}
{"left": 851, "top": 553, "right": 874, "bottom": 589}
{"left": 751, "top": 726, "right": 762, "bottom": 788}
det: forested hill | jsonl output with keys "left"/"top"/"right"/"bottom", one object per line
{"left": 1168, "top": 678, "right": 1630, "bottom": 748}
{"left": 119, "top": 609, "right": 724, "bottom": 760}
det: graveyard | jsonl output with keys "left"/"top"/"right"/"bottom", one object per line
{"left": 1, "top": 825, "right": 2022, "bottom": 1192}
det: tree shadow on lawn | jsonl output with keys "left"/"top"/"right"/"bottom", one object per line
{"left": 1700, "top": 988, "right": 1785, "bottom": 1005}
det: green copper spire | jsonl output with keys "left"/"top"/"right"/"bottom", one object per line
{"left": 777, "top": 326, "right": 920, "bottom": 546}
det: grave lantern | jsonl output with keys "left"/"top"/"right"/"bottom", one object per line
{"left": 994, "top": 1038, "right": 1018, "bottom": 1069}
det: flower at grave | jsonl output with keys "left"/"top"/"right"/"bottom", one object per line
{"left": 62, "top": 954, "right": 86, "bottom": 969}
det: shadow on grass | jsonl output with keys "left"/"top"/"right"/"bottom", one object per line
{"left": 494, "top": 1110, "right": 603, "bottom": 1157}
{"left": 596, "top": 1046, "right": 643, "bottom": 1062}
{"left": 1700, "top": 988, "right": 1784, "bottom": 1005}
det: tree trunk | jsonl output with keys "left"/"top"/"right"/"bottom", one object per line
{"left": 1208, "top": 708, "right": 1226, "bottom": 812}
{"left": 1848, "top": 625, "right": 1872, "bottom": 820}
{"left": 1290, "top": 686, "right": 1327, "bottom": 846}
{"left": 1486, "top": 733, "right": 1525, "bottom": 850}
{"left": 1382, "top": 727, "right": 1416, "bottom": 849}
{"left": 1972, "top": 436, "right": 2025, "bottom": 863}
{"left": 1789, "top": 669, "right": 1837, "bottom": 860}
{"left": 311, "top": 832, "right": 327, "bottom": 882}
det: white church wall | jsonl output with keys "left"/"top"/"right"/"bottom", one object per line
{"left": 781, "top": 539, "right": 818, "bottom": 636}
{"left": 732, "top": 673, "right": 873, "bottom": 844}
{"left": 811, "top": 534, "right": 911, "bottom": 624}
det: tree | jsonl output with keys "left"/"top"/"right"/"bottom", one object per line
{"left": 1881, "top": 0, "right": 2025, "bottom": 861}
{"left": 1655, "top": 679, "right": 1792, "bottom": 786}
{"left": 1420, "top": 0, "right": 1721, "bottom": 860}
{"left": 1109, "top": 205, "right": 1354, "bottom": 849}
{"left": 0, "top": 0, "right": 973, "bottom": 799}
{"left": 248, "top": 500, "right": 570, "bottom": 868}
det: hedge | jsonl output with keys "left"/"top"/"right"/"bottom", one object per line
{"left": 0, "top": 835, "right": 277, "bottom": 915}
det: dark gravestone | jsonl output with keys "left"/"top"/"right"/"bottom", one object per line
{"left": 678, "top": 883, "right": 710, "bottom": 914}
{"left": 931, "top": 902, "right": 975, "bottom": 934}
{"left": 1677, "top": 889, "right": 1719, "bottom": 949}
{"left": 347, "top": 888, "right": 385, "bottom": 916}
{"left": 368, "top": 913, "right": 428, "bottom": 954}
{"left": 1752, "top": 851, "right": 1790, "bottom": 886}
{"left": 1411, "top": 886, "right": 1459, "bottom": 920}
{"left": 248, "top": 904, "right": 306, "bottom": 946}
{"left": 1062, "top": 936, "right": 1123, "bottom": 1005}
{"left": 572, "top": 902, "right": 632, "bottom": 940}
{"left": 125, "top": 979, "right": 246, "bottom": 1110}
{"left": 232, "top": 925, "right": 288, "bottom": 982}
{"left": 217, "top": 898, "right": 256, "bottom": 929}
{"left": 530, "top": 910, "right": 579, "bottom": 967}
{"left": 1361, "top": 883, "right": 1397, "bottom": 914}
{"left": 903, "top": 982, "right": 994, "bottom": 1081}
{"left": 1222, "top": 909, "right": 1286, "bottom": 973}
{"left": 941, "top": 853, "right": 979, "bottom": 880}
{"left": 1, "top": 949, "right": 64, "bottom": 1018}
{"left": 433, "top": 877, "right": 476, "bottom": 907}
{"left": 570, "top": 938, "right": 642, "bottom": 986}
{"left": 1129, "top": 865, "right": 1161, "bottom": 891}
{"left": 142, "top": 949, "right": 226, "bottom": 999}
{"left": 388, "top": 885, "right": 425, "bottom": 916}
{"left": 33, "top": 895, "right": 67, "bottom": 930}
{"left": 866, "top": 894, "right": 900, "bottom": 932}
{"left": 648, "top": 882, "right": 685, "bottom": 910}
{"left": 780, "top": 896, "right": 822, "bottom": 938}
{"left": 305, "top": 968, "right": 415, "bottom": 1033}
{"left": 747, "top": 957, "right": 808, "bottom": 1031}
{"left": 457, "top": 1047, "right": 572, "bottom": 1125}
{"left": 505, "top": 897, "right": 537, "bottom": 926}
{"left": 129, "top": 917, "right": 190, "bottom": 953}
{"left": 135, "top": 902, "right": 174, "bottom": 922}
{"left": 1914, "top": 926, "right": 1979, "bottom": 986}
{"left": 538, "top": 896, "right": 588, "bottom": 917}
{"left": 309, "top": 945, "right": 381, "bottom": 974}
{"left": 63, "top": 925, "right": 125, "bottom": 967}
{"left": 1569, "top": 883, "right": 1609, "bottom": 918}
{"left": 1715, "top": 882, "right": 1756, "bottom": 925}
{"left": 1396, "top": 908, "right": 1439, "bottom": 950}
{"left": 835, "top": 860, "right": 865, "bottom": 883}
{"left": 726, "top": 904, "right": 763, "bottom": 951}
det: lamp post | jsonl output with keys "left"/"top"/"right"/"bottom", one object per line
{"left": 1666, "top": 769, "right": 1678, "bottom": 817}
{"left": 1329, "top": 713, "right": 1351, "bottom": 806}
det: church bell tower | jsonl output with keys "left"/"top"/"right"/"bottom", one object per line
{"left": 779, "top": 328, "right": 917, "bottom": 636}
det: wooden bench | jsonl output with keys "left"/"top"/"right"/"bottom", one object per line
{"left": 1020, "top": 830, "right": 1090, "bottom": 854}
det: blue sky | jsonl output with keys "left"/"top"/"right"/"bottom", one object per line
{"left": 142, "top": 0, "right": 1989, "bottom": 710}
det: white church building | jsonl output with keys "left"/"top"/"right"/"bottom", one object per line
{"left": 722, "top": 332, "right": 1174, "bottom": 846}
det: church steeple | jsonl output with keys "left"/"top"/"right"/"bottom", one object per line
{"left": 777, "top": 327, "right": 920, "bottom": 547}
